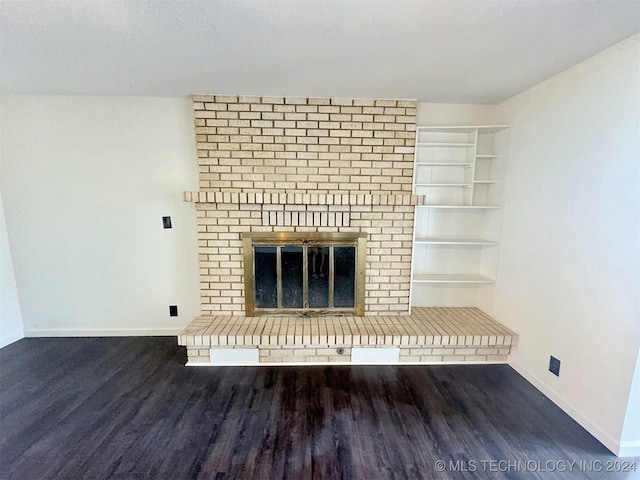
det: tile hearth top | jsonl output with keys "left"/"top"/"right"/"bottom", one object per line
{"left": 177, "top": 307, "right": 517, "bottom": 348}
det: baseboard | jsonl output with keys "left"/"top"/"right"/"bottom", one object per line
{"left": 24, "top": 328, "right": 182, "bottom": 337}
{"left": 508, "top": 355, "right": 621, "bottom": 456}
{"left": 0, "top": 332, "right": 25, "bottom": 349}
{"left": 617, "top": 441, "right": 640, "bottom": 458}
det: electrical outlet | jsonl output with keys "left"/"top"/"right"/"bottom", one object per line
{"left": 169, "top": 305, "right": 178, "bottom": 317}
{"left": 162, "top": 216, "right": 172, "bottom": 229}
{"left": 549, "top": 356, "right": 561, "bottom": 376}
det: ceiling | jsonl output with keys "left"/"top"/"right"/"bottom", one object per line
{"left": 1, "top": 0, "right": 638, "bottom": 104}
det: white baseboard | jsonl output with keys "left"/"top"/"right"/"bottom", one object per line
{"left": 0, "top": 332, "right": 25, "bottom": 349}
{"left": 508, "top": 355, "right": 621, "bottom": 456}
{"left": 23, "top": 328, "right": 181, "bottom": 337}
{"left": 617, "top": 441, "right": 640, "bottom": 458}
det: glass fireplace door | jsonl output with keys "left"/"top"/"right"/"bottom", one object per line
{"left": 243, "top": 232, "right": 365, "bottom": 316}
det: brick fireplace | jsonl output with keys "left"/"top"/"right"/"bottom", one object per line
{"left": 183, "top": 95, "right": 418, "bottom": 316}
{"left": 178, "top": 94, "right": 517, "bottom": 365}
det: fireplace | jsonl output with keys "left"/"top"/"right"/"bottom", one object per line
{"left": 178, "top": 95, "right": 519, "bottom": 367}
{"left": 185, "top": 94, "right": 418, "bottom": 317}
{"left": 242, "top": 232, "right": 366, "bottom": 316}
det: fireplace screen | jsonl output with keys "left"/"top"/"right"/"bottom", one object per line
{"left": 242, "top": 232, "right": 366, "bottom": 316}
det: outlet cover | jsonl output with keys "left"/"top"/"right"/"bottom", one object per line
{"left": 169, "top": 305, "right": 178, "bottom": 317}
{"left": 549, "top": 356, "right": 561, "bottom": 376}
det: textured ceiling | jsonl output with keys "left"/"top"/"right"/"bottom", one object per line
{"left": 1, "top": 0, "right": 638, "bottom": 103}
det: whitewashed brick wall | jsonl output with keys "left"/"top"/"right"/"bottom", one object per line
{"left": 186, "top": 95, "right": 417, "bottom": 316}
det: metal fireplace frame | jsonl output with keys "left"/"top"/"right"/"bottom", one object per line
{"left": 242, "top": 232, "right": 366, "bottom": 317}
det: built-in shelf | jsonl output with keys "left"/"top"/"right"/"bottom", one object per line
{"left": 415, "top": 183, "right": 471, "bottom": 188}
{"left": 414, "top": 237, "right": 498, "bottom": 245}
{"left": 417, "top": 125, "right": 510, "bottom": 134}
{"left": 412, "top": 274, "right": 495, "bottom": 284}
{"left": 411, "top": 124, "right": 509, "bottom": 305}
{"left": 413, "top": 126, "right": 508, "bottom": 207}
{"left": 416, "top": 162, "right": 473, "bottom": 167}
{"left": 416, "top": 205, "right": 502, "bottom": 209}
{"left": 416, "top": 142, "right": 474, "bottom": 147}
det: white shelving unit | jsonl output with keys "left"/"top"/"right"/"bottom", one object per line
{"left": 411, "top": 125, "right": 510, "bottom": 307}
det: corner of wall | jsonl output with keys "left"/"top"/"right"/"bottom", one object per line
{"left": 0, "top": 189, "right": 24, "bottom": 348}
{"left": 494, "top": 34, "right": 640, "bottom": 455}
{"left": 619, "top": 347, "right": 640, "bottom": 457}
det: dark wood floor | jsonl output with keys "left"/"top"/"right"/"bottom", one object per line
{"left": 0, "top": 338, "right": 633, "bottom": 480}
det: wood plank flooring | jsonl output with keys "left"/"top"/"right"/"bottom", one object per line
{"left": 0, "top": 337, "right": 632, "bottom": 479}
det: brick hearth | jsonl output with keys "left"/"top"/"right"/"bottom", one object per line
{"left": 178, "top": 307, "right": 517, "bottom": 365}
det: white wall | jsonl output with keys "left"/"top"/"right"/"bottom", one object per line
{"left": 492, "top": 34, "right": 640, "bottom": 455}
{"left": 417, "top": 103, "right": 496, "bottom": 126}
{"left": 0, "top": 96, "right": 201, "bottom": 335}
{"left": 0, "top": 189, "right": 24, "bottom": 347}
{"left": 620, "top": 350, "right": 640, "bottom": 456}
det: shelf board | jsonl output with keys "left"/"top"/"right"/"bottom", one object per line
{"left": 473, "top": 180, "right": 496, "bottom": 184}
{"left": 415, "top": 183, "right": 471, "bottom": 188}
{"left": 417, "top": 125, "right": 510, "bottom": 134}
{"left": 476, "top": 154, "right": 498, "bottom": 159}
{"left": 416, "top": 205, "right": 502, "bottom": 209}
{"left": 416, "top": 142, "right": 474, "bottom": 147}
{"left": 414, "top": 237, "right": 498, "bottom": 245}
{"left": 413, "top": 274, "right": 495, "bottom": 284}
{"left": 416, "top": 162, "right": 473, "bottom": 167}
